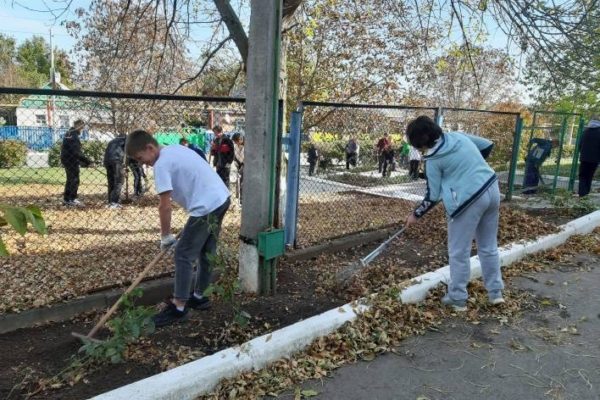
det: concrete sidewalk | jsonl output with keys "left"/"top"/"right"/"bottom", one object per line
{"left": 289, "top": 253, "right": 600, "bottom": 400}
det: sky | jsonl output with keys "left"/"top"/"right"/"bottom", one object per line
{"left": 0, "top": 0, "right": 530, "bottom": 102}
{"left": 0, "top": 0, "right": 86, "bottom": 50}
{"left": 0, "top": 0, "right": 226, "bottom": 55}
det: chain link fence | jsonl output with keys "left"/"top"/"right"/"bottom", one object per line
{"left": 0, "top": 87, "right": 245, "bottom": 313}
{"left": 291, "top": 104, "right": 527, "bottom": 248}
{"left": 293, "top": 102, "right": 438, "bottom": 248}
{"left": 505, "top": 111, "right": 597, "bottom": 198}
{"left": 437, "top": 107, "right": 521, "bottom": 198}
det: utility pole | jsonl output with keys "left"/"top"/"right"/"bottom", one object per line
{"left": 49, "top": 27, "right": 56, "bottom": 90}
{"left": 238, "top": 1, "right": 283, "bottom": 294}
{"left": 48, "top": 27, "right": 56, "bottom": 130}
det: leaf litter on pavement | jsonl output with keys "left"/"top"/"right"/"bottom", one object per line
{"left": 198, "top": 228, "right": 600, "bottom": 399}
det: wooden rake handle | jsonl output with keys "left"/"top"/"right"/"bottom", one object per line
{"left": 85, "top": 235, "right": 178, "bottom": 339}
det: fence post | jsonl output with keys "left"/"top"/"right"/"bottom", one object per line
{"left": 506, "top": 115, "right": 523, "bottom": 201}
{"left": 434, "top": 107, "right": 444, "bottom": 126}
{"left": 550, "top": 116, "right": 568, "bottom": 195}
{"left": 284, "top": 111, "right": 302, "bottom": 247}
{"left": 568, "top": 117, "right": 585, "bottom": 192}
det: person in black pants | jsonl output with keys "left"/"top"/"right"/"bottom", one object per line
{"left": 307, "top": 143, "right": 319, "bottom": 176}
{"left": 381, "top": 143, "right": 395, "bottom": 177}
{"left": 129, "top": 159, "right": 146, "bottom": 197}
{"left": 60, "top": 119, "right": 90, "bottom": 206}
{"left": 578, "top": 117, "right": 600, "bottom": 197}
{"left": 345, "top": 137, "right": 358, "bottom": 169}
{"left": 210, "top": 125, "right": 235, "bottom": 187}
{"left": 103, "top": 134, "right": 127, "bottom": 208}
{"left": 522, "top": 138, "right": 555, "bottom": 195}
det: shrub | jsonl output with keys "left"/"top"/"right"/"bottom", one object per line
{"left": 0, "top": 140, "right": 27, "bottom": 168}
{"left": 48, "top": 140, "right": 107, "bottom": 167}
{"left": 48, "top": 142, "right": 61, "bottom": 167}
{"left": 82, "top": 141, "right": 107, "bottom": 166}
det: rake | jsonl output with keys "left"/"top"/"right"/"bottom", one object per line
{"left": 72, "top": 235, "right": 179, "bottom": 343}
{"left": 336, "top": 225, "right": 407, "bottom": 287}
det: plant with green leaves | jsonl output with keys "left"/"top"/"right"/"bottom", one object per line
{"left": 205, "top": 249, "right": 251, "bottom": 326}
{"left": 551, "top": 189, "right": 599, "bottom": 216}
{"left": 203, "top": 216, "right": 250, "bottom": 327}
{"left": 78, "top": 288, "right": 155, "bottom": 364}
{"left": 32, "top": 288, "right": 155, "bottom": 393}
{"left": 0, "top": 205, "right": 46, "bottom": 256}
{"left": 0, "top": 140, "right": 27, "bottom": 168}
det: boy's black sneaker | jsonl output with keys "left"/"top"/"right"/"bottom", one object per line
{"left": 152, "top": 302, "right": 189, "bottom": 328}
{"left": 186, "top": 295, "right": 211, "bottom": 310}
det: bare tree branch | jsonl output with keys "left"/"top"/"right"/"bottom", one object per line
{"left": 212, "top": 0, "right": 248, "bottom": 65}
{"left": 171, "top": 35, "right": 232, "bottom": 94}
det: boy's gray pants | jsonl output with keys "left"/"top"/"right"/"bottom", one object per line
{"left": 173, "top": 198, "right": 230, "bottom": 300}
{"left": 447, "top": 182, "right": 503, "bottom": 301}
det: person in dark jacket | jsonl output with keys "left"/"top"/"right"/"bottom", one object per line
{"left": 307, "top": 143, "right": 319, "bottom": 176}
{"left": 60, "top": 119, "right": 90, "bottom": 206}
{"left": 129, "top": 159, "right": 146, "bottom": 198}
{"left": 578, "top": 117, "right": 600, "bottom": 197}
{"left": 103, "top": 134, "right": 127, "bottom": 208}
{"left": 381, "top": 143, "right": 395, "bottom": 177}
{"left": 210, "top": 125, "right": 235, "bottom": 187}
{"left": 375, "top": 133, "right": 391, "bottom": 173}
{"left": 180, "top": 138, "right": 207, "bottom": 160}
{"left": 522, "top": 137, "right": 556, "bottom": 194}
{"left": 345, "top": 137, "right": 358, "bottom": 170}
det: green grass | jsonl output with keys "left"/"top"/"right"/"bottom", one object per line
{"left": 0, "top": 167, "right": 107, "bottom": 185}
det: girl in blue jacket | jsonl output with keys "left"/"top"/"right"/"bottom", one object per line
{"left": 404, "top": 116, "right": 504, "bottom": 311}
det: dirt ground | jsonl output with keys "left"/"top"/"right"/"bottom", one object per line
{"left": 1, "top": 188, "right": 418, "bottom": 313}
{"left": 0, "top": 204, "right": 566, "bottom": 399}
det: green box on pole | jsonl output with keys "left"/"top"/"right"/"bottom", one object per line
{"left": 257, "top": 229, "right": 285, "bottom": 260}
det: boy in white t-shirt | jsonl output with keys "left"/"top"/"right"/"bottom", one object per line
{"left": 126, "top": 129, "right": 231, "bottom": 327}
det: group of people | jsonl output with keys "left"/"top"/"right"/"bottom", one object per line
{"left": 60, "top": 121, "right": 150, "bottom": 208}
{"left": 119, "top": 114, "right": 505, "bottom": 327}
{"left": 57, "top": 114, "right": 599, "bottom": 329}
{"left": 60, "top": 122, "right": 245, "bottom": 208}
{"left": 521, "top": 116, "right": 600, "bottom": 197}
{"left": 306, "top": 133, "right": 423, "bottom": 179}
{"left": 375, "top": 132, "right": 422, "bottom": 179}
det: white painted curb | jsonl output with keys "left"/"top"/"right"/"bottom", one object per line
{"left": 401, "top": 210, "right": 600, "bottom": 303}
{"left": 91, "top": 210, "right": 600, "bottom": 400}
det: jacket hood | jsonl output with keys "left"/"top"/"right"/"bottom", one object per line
{"left": 424, "top": 133, "right": 460, "bottom": 160}
{"left": 587, "top": 119, "right": 600, "bottom": 129}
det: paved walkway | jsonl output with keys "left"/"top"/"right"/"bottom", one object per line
{"left": 287, "top": 253, "right": 600, "bottom": 400}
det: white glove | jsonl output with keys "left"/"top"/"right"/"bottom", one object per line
{"left": 160, "top": 234, "right": 177, "bottom": 251}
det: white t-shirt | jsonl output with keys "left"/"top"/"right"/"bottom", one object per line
{"left": 154, "top": 145, "right": 229, "bottom": 217}
{"left": 409, "top": 146, "right": 422, "bottom": 161}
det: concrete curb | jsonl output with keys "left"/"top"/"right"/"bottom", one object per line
{"left": 0, "top": 277, "right": 174, "bottom": 334}
{"left": 91, "top": 210, "right": 600, "bottom": 400}
{"left": 285, "top": 227, "right": 396, "bottom": 262}
{"left": 400, "top": 209, "right": 600, "bottom": 303}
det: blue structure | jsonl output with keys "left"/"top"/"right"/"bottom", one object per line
{"left": 0, "top": 126, "right": 90, "bottom": 151}
{"left": 284, "top": 112, "right": 302, "bottom": 246}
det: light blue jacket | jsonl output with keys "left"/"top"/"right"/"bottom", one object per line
{"left": 414, "top": 132, "right": 497, "bottom": 218}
